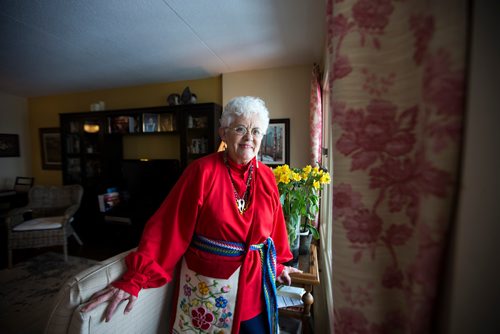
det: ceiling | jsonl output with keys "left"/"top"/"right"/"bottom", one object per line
{"left": 0, "top": 0, "right": 325, "bottom": 98}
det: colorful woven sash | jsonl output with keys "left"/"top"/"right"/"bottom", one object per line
{"left": 191, "top": 234, "right": 279, "bottom": 334}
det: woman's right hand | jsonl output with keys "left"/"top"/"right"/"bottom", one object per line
{"left": 80, "top": 286, "right": 137, "bottom": 322}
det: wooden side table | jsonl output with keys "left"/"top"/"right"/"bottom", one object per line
{"left": 279, "top": 244, "right": 320, "bottom": 333}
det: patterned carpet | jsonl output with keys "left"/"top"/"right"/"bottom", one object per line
{"left": 0, "top": 252, "right": 98, "bottom": 334}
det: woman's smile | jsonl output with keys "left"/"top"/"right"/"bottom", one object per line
{"left": 220, "top": 113, "right": 264, "bottom": 165}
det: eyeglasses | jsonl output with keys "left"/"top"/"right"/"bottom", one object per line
{"left": 227, "top": 125, "right": 265, "bottom": 138}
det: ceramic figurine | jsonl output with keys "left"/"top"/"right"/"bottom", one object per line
{"left": 167, "top": 93, "right": 180, "bottom": 106}
{"left": 181, "top": 86, "right": 192, "bottom": 104}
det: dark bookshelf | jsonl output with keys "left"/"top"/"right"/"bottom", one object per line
{"left": 59, "top": 103, "right": 221, "bottom": 245}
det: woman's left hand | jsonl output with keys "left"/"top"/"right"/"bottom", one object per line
{"left": 277, "top": 266, "right": 303, "bottom": 285}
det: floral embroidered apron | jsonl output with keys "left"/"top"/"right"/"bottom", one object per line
{"left": 172, "top": 234, "right": 279, "bottom": 334}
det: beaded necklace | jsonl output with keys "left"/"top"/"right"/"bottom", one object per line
{"left": 223, "top": 152, "right": 254, "bottom": 214}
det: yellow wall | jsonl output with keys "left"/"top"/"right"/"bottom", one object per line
{"left": 28, "top": 66, "right": 314, "bottom": 186}
{"left": 222, "top": 65, "right": 312, "bottom": 167}
{"left": 28, "top": 76, "right": 222, "bottom": 185}
{"left": 122, "top": 135, "right": 180, "bottom": 160}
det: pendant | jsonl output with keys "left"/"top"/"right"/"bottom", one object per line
{"left": 236, "top": 198, "right": 246, "bottom": 214}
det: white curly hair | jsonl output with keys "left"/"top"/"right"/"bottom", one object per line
{"left": 220, "top": 96, "right": 270, "bottom": 131}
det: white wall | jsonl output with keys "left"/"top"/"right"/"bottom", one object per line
{"left": 0, "top": 91, "right": 31, "bottom": 189}
{"left": 439, "top": 1, "right": 500, "bottom": 333}
{"left": 222, "top": 65, "right": 312, "bottom": 168}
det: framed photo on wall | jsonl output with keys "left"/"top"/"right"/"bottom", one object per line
{"left": 0, "top": 133, "right": 20, "bottom": 157}
{"left": 259, "top": 118, "right": 290, "bottom": 166}
{"left": 39, "top": 127, "right": 62, "bottom": 170}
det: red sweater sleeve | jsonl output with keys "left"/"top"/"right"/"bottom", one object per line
{"left": 112, "top": 160, "right": 206, "bottom": 296}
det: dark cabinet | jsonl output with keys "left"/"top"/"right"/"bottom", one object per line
{"left": 60, "top": 103, "right": 221, "bottom": 188}
{"left": 59, "top": 103, "right": 221, "bottom": 244}
{"left": 60, "top": 114, "right": 117, "bottom": 187}
{"left": 179, "top": 104, "right": 222, "bottom": 166}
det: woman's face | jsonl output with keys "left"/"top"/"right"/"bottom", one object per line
{"left": 219, "top": 113, "right": 265, "bottom": 165}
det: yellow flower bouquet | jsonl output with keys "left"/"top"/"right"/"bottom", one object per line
{"left": 273, "top": 164, "right": 331, "bottom": 249}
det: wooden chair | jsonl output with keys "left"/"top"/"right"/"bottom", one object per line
{"left": 13, "top": 176, "right": 34, "bottom": 193}
{"left": 5, "top": 184, "right": 84, "bottom": 268}
{"left": 10, "top": 176, "right": 35, "bottom": 208}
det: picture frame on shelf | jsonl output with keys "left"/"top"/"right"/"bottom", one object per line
{"left": 192, "top": 116, "right": 208, "bottom": 129}
{"left": 129, "top": 115, "right": 141, "bottom": 133}
{"left": 39, "top": 127, "right": 62, "bottom": 170}
{"left": 159, "top": 113, "right": 175, "bottom": 132}
{"left": 259, "top": 118, "right": 290, "bottom": 166}
{"left": 109, "top": 116, "right": 130, "bottom": 134}
{"left": 142, "top": 113, "right": 159, "bottom": 132}
{"left": 0, "top": 133, "right": 20, "bottom": 157}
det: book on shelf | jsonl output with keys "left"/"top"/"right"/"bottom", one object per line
{"left": 65, "top": 135, "right": 80, "bottom": 154}
{"left": 69, "top": 121, "right": 79, "bottom": 133}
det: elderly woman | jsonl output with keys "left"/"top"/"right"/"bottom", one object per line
{"left": 82, "top": 96, "right": 300, "bottom": 333}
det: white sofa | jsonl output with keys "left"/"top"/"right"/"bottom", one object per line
{"left": 44, "top": 249, "right": 174, "bottom": 334}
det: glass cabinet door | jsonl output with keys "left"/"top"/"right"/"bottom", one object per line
{"left": 60, "top": 115, "right": 106, "bottom": 186}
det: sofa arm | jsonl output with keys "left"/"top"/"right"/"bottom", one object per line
{"left": 44, "top": 248, "right": 175, "bottom": 334}
{"left": 70, "top": 283, "right": 173, "bottom": 334}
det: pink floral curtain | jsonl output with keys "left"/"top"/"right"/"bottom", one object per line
{"left": 309, "top": 63, "right": 323, "bottom": 165}
{"left": 326, "top": 0, "right": 467, "bottom": 333}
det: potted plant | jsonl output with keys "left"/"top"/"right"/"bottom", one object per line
{"left": 273, "top": 164, "right": 331, "bottom": 265}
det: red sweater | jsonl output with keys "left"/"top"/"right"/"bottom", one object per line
{"left": 113, "top": 152, "right": 292, "bottom": 323}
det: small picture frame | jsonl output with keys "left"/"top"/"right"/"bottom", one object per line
{"left": 259, "top": 118, "right": 290, "bottom": 166}
{"left": 192, "top": 116, "right": 208, "bottom": 129}
{"left": 39, "top": 128, "right": 62, "bottom": 170}
{"left": 142, "top": 113, "right": 159, "bottom": 132}
{"left": 109, "top": 116, "right": 130, "bottom": 134}
{"left": 0, "top": 133, "right": 20, "bottom": 157}
{"left": 159, "top": 113, "right": 175, "bottom": 132}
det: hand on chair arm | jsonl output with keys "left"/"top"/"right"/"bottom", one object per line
{"left": 81, "top": 285, "right": 138, "bottom": 322}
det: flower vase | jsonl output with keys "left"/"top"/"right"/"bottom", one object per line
{"left": 299, "top": 229, "right": 312, "bottom": 255}
{"left": 285, "top": 215, "right": 301, "bottom": 268}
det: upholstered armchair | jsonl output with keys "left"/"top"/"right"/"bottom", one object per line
{"left": 44, "top": 248, "right": 174, "bottom": 334}
{"left": 6, "top": 184, "right": 84, "bottom": 268}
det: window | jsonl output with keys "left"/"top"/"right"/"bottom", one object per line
{"left": 317, "top": 70, "right": 334, "bottom": 331}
